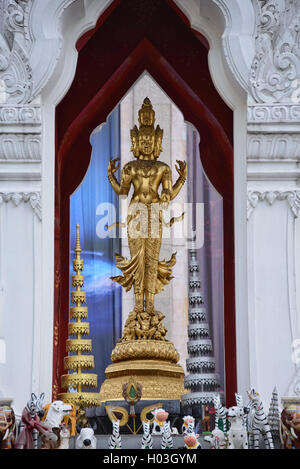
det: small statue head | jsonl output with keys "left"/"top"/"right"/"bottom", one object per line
{"left": 130, "top": 97, "right": 163, "bottom": 159}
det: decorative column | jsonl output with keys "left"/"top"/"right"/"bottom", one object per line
{"left": 58, "top": 225, "right": 101, "bottom": 407}
{"left": 267, "top": 386, "right": 280, "bottom": 444}
{"left": 182, "top": 245, "right": 220, "bottom": 411}
{"left": 247, "top": 0, "right": 300, "bottom": 407}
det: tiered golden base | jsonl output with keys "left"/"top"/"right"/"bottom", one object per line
{"left": 99, "top": 340, "right": 188, "bottom": 401}
{"left": 58, "top": 392, "right": 102, "bottom": 407}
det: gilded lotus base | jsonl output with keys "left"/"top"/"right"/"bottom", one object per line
{"left": 99, "top": 358, "right": 188, "bottom": 402}
{"left": 99, "top": 339, "right": 188, "bottom": 401}
{"left": 58, "top": 392, "right": 102, "bottom": 407}
{"left": 111, "top": 339, "right": 180, "bottom": 363}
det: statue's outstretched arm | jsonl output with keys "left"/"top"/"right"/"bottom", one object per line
{"left": 170, "top": 160, "right": 187, "bottom": 200}
{"left": 108, "top": 158, "right": 131, "bottom": 195}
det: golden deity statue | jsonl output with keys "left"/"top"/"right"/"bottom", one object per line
{"left": 99, "top": 98, "right": 188, "bottom": 401}
{"left": 108, "top": 97, "right": 187, "bottom": 341}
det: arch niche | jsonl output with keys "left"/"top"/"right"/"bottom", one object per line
{"left": 54, "top": 0, "right": 236, "bottom": 404}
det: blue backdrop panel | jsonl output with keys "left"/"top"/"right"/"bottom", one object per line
{"left": 70, "top": 107, "right": 122, "bottom": 390}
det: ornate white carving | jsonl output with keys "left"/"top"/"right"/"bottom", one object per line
{"left": 0, "top": 133, "right": 41, "bottom": 160}
{"left": 0, "top": 0, "right": 33, "bottom": 104}
{"left": 250, "top": 0, "right": 300, "bottom": 103}
{"left": 0, "top": 103, "right": 41, "bottom": 166}
{"left": 248, "top": 104, "right": 300, "bottom": 123}
{"left": 247, "top": 190, "right": 300, "bottom": 219}
{"left": 248, "top": 133, "right": 300, "bottom": 160}
{"left": 0, "top": 191, "right": 41, "bottom": 220}
{"left": 175, "top": 0, "right": 255, "bottom": 93}
{"left": 0, "top": 104, "right": 41, "bottom": 123}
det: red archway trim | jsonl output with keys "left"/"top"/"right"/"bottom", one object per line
{"left": 54, "top": 1, "right": 237, "bottom": 406}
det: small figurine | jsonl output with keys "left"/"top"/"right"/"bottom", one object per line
{"left": 201, "top": 406, "right": 211, "bottom": 433}
{"left": 76, "top": 404, "right": 89, "bottom": 433}
{"left": 280, "top": 398, "right": 300, "bottom": 449}
{"left": 141, "top": 420, "right": 153, "bottom": 449}
{"left": 140, "top": 404, "right": 160, "bottom": 449}
{"left": 105, "top": 406, "right": 128, "bottom": 450}
{"left": 40, "top": 427, "right": 61, "bottom": 449}
{"left": 151, "top": 408, "right": 166, "bottom": 435}
{"left": 204, "top": 428, "right": 226, "bottom": 449}
{"left": 184, "top": 432, "right": 202, "bottom": 450}
{"left": 151, "top": 408, "right": 173, "bottom": 449}
{"left": 42, "top": 400, "right": 73, "bottom": 429}
{"left": 0, "top": 405, "right": 16, "bottom": 449}
{"left": 227, "top": 405, "right": 248, "bottom": 449}
{"left": 40, "top": 400, "right": 73, "bottom": 448}
{"left": 76, "top": 427, "right": 97, "bottom": 449}
{"left": 15, "top": 393, "right": 49, "bottom": 449}
{"left": 182, "top": 415, "right": 195, "bottom": 435}
{"left": 62, "top": 403, "right": 76, "bottom": 436}
{"left": 267, "top": 387, "right": 280, "bottom": 444}
{"left": 161, "top": 420, "right": 173, "bottom": 450}
{"left": 213, "top": 394, "right": 228, "bottom": 433}
{"left": 247, "top": 388, "right": 274, "bottom": 449}
{"left": 108, "top": 419, "right": 122, "bottom": 449}
{"left": 58, "top": 423, "right": 71, "bottom": 449}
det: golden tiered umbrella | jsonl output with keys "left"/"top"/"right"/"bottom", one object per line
{"left": 58, "top": 224, "right": 101, "bottom": 407}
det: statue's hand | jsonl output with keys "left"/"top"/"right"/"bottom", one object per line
{"left": 175, "top": 160, "right": 187, "bottom": 179}
{"left": 108, "top": 157, "right": 120, "bottom": 175}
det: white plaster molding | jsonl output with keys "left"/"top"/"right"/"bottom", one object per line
{"left": 0, "top": 0, "right": 33, "bottom": 104}
{"left": 248, "top": 103, "right": 300, "bottom": 124}
{"left": 0, "top": 0, "right": 113, "bottom": 104}
{"left": 174, "top": 0, "right": 255, "bottom": 96}
{"left": 0, "top": 103, "right": 42, "bottom": 187}
{"left": 30, "top": 0, "right": 113, "bottom": 104}
{"left": 0, "top": 132, "right": 41, "bottom": 161}
{"left": 211, "top": 0, "right": 256, "bottom": 93}
{"left": 250, "top": 0, "right": 300, "bottom": 103}
{"left": 247, "top": 133, "right": 300, "bottom": 160}
{"left": 0, "top": 191, "right": 41, "bottom": 220}
{"left": 0, "top": 104, "right": 41, "bottom": 125}
{"left": 247, "top": 190, "right": 300, "bottom": 219}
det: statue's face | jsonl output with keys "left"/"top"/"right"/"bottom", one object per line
{"left": 138, "top": 130, "right": 155, "bottom": 156}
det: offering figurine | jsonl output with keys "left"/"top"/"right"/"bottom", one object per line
{"left": 184, "top": 432, "right": 202, "bottom": 450}
{"left": 76, "top": 427, "right": 96, "bottom": 450}
{"left": 182, "top": 415, "right": 195, "bottom": 435}
{"left": 58, "top": 423, "right": 71, "bottom": 449}
{"left": 280, "top": 397, "right": 300, "bottom": 449}
{"left": 140, "top": 403, "right": 162, "bottom": 449}
{"left": 204, "top": 428, "right": 226, "bottom": 449}
{"left": 151, "top": 407, "right": 166, "bottom": 435}
{"left": 247, "top": 388, "right": 274, "bottom": 449}
{"left": 150, "top": 408, "right": 173, "bottom": 449}
{"left": 106, "top": 406, "right": 128, "bottom": 449}
{"left": 226, "top": 405, "right": 248, "bottom": 449}
{"left": 0, "top": 404, "right": 16, "bottom": 449}
{"left": 15, "top": 393, "right": 49, "bottom": 449}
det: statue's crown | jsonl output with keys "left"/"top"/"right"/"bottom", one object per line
{"left": 138, "top": 97, "right": 155, "bottom": 127}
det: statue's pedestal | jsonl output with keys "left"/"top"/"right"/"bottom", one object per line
{"left": 99, "top": 340, "right": 187, "bottom": 401}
